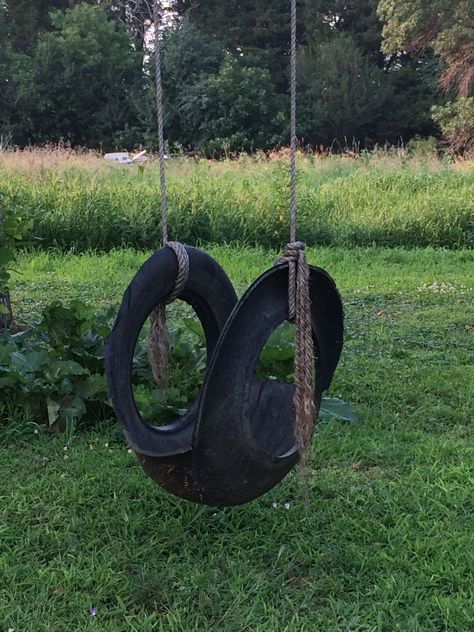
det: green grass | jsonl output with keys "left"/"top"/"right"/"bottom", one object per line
{"left": 1, "top": 152, "right": 473, "bottom": 250}
{"left": 1, "top": 245, "right": 474, "bottom": 631}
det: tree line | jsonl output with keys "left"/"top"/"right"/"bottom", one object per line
{"left": 0, "top": 0, "right": 472, "bottom": 153}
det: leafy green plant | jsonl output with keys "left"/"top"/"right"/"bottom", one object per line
{"left": 1, "top": 297, "right": 358, "bottom": 435}
{"left": 0, "top": 301, "right": 111, "bottom": 433}
{"left": 257, "top": 322, "right": 358, "bottom": 423}
{"left": 132, "top": 316, "right": 207, "bottom": 424}
{"left": 0, "top": 202, "right": 32, "bottom": 300}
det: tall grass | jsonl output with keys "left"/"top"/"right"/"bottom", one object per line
{"left": 1, "top": 148, "right": 473, "bottom": 250}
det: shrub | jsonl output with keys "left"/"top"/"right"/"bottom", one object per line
{"left": 432, "top": 98, "right": 474, "bottom": 156}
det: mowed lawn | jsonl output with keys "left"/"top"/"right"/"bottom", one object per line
{"left": 1, "top": 246, "right": 473, "bottom": 631}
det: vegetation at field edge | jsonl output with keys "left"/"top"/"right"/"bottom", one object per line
{"left": 1, "top": 150, "right": 473, "bottom": 252}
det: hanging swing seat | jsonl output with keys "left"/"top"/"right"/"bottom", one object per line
{"left": 105, "top": 245, "right": 344, "bottom": 506}
{"left": 105, "top": 0, "right": 345, "bottom": 507}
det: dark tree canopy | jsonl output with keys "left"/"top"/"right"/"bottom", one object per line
{"left": 0, "top": 0, "right": 458, "bottom": 151}
{"left": 303, "top": 0, "right": 383, "bottom": 61}
{"left": 3, "top": 0, "right": 74, "bottom": 51}
{"left": 25, "top": 4, "right": 143, "bottom": 147}
{"left": 174, "top": 0, "right": 300, "bottom": 89}
{"left": 379, "top": 0, "right": 474, "bottom": 97}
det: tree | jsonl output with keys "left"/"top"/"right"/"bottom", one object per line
{"left": 378, "top": 0, "right": 474, "bottom": 153}
{"left": 381, "top": 55, "right": 442, "bottom": 142}
{"left": 298, "top": 35, "right": 392, "bottom": 146}
{"left": 160, "top": 20, "right": 225, "bottom": 143}
{"left": 4, "top": 0, "right": 156, "bottom": 54}
{"left": 102, "top": 0, "right": 156, "bottom": 51}
{"left": 133, "top": 20, "right": 225, "bottom": 150}
{"left": 4, "top": 0, "right": 77, "bottom": 52}
{"left": 378, "top": 0, "right": 474, "bottom": 97}
{"left": 178, "top": 58, "right": 286, "bottom": 153}
{"left": 303, "top": 0, "right": 383, "bottom": 62}
{"left": 27, "top": 3, "right": 144, "bottom": 148}
{"left": 174, "top": 0, "right": 300, "bottom": 90}
{"left": 146, "top": 20, "right": 286, "bottom": 153}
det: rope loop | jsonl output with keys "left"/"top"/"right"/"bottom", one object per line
{"left": 148, "top": 241, "right": 189, "bottom": 391}
{"left": 165, "top": 241, "right": 190, "bottom": 303}
{"left": 277, "top": 241, "right": 305, "bottom": 321}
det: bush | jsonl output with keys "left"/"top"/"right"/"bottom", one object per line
{"left": 0, "top": 302, "right": 111, "bottom": 433}
{"left": 0, "top": 203, "right": 31, "bottom": 295}
{"left": 0, "top": 300, "right": 356, "bottom": 435}
{"left": 179, "top": 59, "right": 286, "bottom": 153}
{"left": 432, "top": 98, "right": 474, "bottom": 156}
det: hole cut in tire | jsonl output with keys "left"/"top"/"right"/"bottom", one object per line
{"left": 132, "top": 302, "right": 207, "bottom": 427}
{"left": 256, "top": 321, "right": 296, "bottom": 384}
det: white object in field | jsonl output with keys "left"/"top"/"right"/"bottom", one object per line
{"left": 104, "top": 152, "right": 131, "bottom": 163}
{"left": 130, "top": 149, "right": 148, "bottom": 162}
{"left": 104, "top": 150, "right": 148, "bottom": 165}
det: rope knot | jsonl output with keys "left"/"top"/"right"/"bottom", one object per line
{"left": 278, "top": 241, "right": 306, "bottom": 322}
{"left": 280, "top": 241, "right": 305, "bottom": 263}
{"left": 165, "top": 241, "right": 190, "bottom": 303}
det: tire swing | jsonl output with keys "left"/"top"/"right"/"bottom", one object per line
{"left": 105, "top": 0, "right": 344, "bottom": 506}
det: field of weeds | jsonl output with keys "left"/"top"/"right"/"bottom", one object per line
{"left": 1, "top": 147, "right": 473, "bottom": 250}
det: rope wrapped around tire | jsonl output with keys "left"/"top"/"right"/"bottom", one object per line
{"left": 105, "top": 246, "right": 344, "bottom": 506}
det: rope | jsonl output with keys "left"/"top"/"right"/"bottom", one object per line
{"left": 280, "top": 0, "right": 316, "bottom": 486}
{"left": 278, "top": 242, "right": 316, "bottom": 485}
{"left": 153, "top": 0, "right": 169, "bottom": 243}
{"left": 290, "top": 0, "right": 298, "bottom": 244}
{"left": 148, "top": 1, "right": 190, "bottom": 390}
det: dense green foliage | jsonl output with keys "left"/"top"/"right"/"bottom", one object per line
{"left": 0, "top": 203, "right": 31, "bottom": 296}
{"left": 2, "top": 0, "right": 153, "bottom": 52}
{"left": 379, "top": 0, "right": 474, "bottom": 153}
{"left": 0, "top": 302, "right": 111, "bottom": 431}
{"left": 298, "top": 35, "right": 391, "bottom": 145}
{"left": 0, "top": 0, "right": 457, "bottom": 151}
{"left": 179, "top": 59, "right": 286, "bottom": 153}
{"left": 3, "top": 4, "right": 144, "bottom": 148}
{"left": 1, "top": 152, "right": 472, "bottom": 250}
{"left": 30, "top": 5, "right": 143, "bottom": 148}
{"left": 1, "top": 245, "right": 473, "bottom": 629}
{"left": 379, "top": 0, "right": 473, "bottom": 96}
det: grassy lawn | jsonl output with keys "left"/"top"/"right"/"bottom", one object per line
{"left": 1, "top": 245, "right": 473, "bottom": 631}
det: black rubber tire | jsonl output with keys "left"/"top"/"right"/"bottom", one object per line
{"left": 105, "top": 245, "right": 238, "bottom": 457}
{"left": 106, "top": 248, "right": 344, "bottom": 506}
{"left": 138, "top": 267, "right": 342, "bottom": 506}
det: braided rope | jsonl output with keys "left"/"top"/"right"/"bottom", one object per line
{"left": 148, "top": 1, "right": 190, "bottom": 390}
{"left": 166, "top": 241, "right": 190, "bottom": 302}
{"left": 290, "top": 0, "right": 298, "bottom": 244}
{"left": 153, "top": 0, "right": 169, "bottom": 243}
{"left": 280, "top": 0, "right": 317, "bottom": 486}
